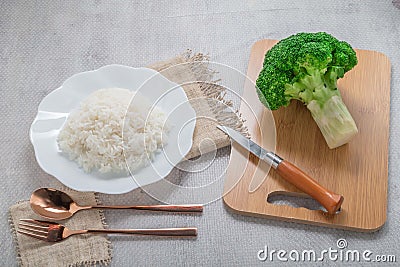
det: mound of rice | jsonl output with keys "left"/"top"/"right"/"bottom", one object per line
{"left": 57, "top": 88, "right": 169, "bottom": 173}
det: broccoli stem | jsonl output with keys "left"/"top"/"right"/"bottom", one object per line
{"left": 286, "top": 67, "right": 358, "bottom": 149}
{"left": 307, "top": 95, "right": 358, "bottom": 149}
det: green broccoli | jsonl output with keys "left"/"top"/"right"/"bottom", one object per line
{"left": 256, "top": 32, "right": 358, "bottom": 149}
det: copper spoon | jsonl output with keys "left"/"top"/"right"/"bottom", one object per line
{"left": 30, "top": 188, "right": 203, "bottom": 220}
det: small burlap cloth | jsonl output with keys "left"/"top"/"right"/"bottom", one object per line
{"left": 148, "top": 50, "right": 247, "bottom": 158}
{"left": 9, "top": 51, "right": 246, "bottom": 266}
{"left": 9, "top": 188, "right": 112, "bottom": 266}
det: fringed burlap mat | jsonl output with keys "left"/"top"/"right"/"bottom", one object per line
{"left": 148, "top": 50, "right": 247, "bottom": 159}
{"left": 9, "top": 188, "right": 112, "bottom": 267}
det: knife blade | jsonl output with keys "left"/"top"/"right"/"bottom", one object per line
{"left": 217, "top": 125, "right": 282, "bottom": 170}
{"left": 217, "top": 125, "right": 280, "bottom": 192}
{"left": 217, "top": 125, "right": 344, "bottom": 215}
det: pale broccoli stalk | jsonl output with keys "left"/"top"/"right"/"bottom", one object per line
{"left": 256, "top": 32, "right": 358, "bottom": 149}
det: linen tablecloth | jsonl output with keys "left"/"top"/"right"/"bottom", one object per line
{"left": 1, "top": 1, "right": 400, "bottom": 266}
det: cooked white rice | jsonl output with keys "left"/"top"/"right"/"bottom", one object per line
{"left": 57, "top": 88, "right": 169, "bottom": 173}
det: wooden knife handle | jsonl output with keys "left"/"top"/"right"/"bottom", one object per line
{"left": 276, "top": 160, "right": 344, "bottom": 215}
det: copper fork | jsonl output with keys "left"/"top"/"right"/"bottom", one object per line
{"left": 18, "top": 219, "right": 197, "bottom": 242}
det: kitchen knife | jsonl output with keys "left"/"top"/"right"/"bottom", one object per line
{"left": 217, "top": 125, "right": 343, "bottom": 215}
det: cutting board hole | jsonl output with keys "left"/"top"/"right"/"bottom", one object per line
{"left": 267, "top": 192, "right": 327, "bottom": 212}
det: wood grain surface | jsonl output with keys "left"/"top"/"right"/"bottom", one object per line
{"left": 223, "top": 39, "right": 391, "bottom": 231}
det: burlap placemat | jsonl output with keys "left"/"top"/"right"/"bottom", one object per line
{"left": 148, "top": 50, "right": 247, "bottom": 159}
{"left": 9, "top": 188, "right": 112, "bottom": 267}
{"left": 9, "top": 51, "right": 246, "bottom": 266}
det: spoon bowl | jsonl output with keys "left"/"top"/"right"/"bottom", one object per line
{"left": 30, "top": 188, "right": 81, "bottom": 220}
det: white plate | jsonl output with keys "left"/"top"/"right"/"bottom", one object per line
{"left": 30, "top": 65, "right": 196, "bottom": 194}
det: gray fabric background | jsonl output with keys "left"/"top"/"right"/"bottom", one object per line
{"left": 1, "top": 1, "right": 399, "bottom": 266}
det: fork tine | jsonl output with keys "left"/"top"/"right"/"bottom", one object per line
{"left": 19, "top": 225, "right": 48, "bottom": 235}
{"left": 19, "top": 222, "right": 48, "bottom": 231}
{"left": 17, "top": 229, "right": 48, "bottom": 241}
{"left": 20, "top": 219, "right": 51, "bottom": 226}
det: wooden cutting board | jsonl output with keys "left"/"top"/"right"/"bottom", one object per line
{"left": 223, "top": 39, "right": 391, "bottom": 232}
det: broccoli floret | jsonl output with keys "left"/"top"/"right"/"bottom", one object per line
{"left": 256, "top": 32, "right": 358, "bottom": 149}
